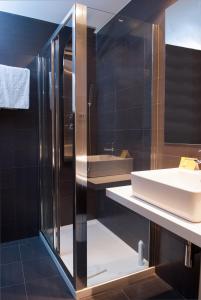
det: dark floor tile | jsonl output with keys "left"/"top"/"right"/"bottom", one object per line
{"left": 0, "top": 244, "right": 20, "bottom": 265}
{"left": 23, "top": 256, "right": 59, "bottom": 283}
{"left": 0, "top": 284, "right": 27, "bottom": 300}
{"left": 85, "top": 290, "right": 128, "bottom": 300}
{"left": 0, "top": 261, "right": 24, "bottom": 288}
{"left": 149, "top": 290, "right": 184, "bottom": 299}
{"left": 20, "top": 237, "right": 49, "bottom": 261}
{"left": 123, "top": 275, "right": 178, "bottom": 300}
{"left": 26, "top": 275, "right": 73, "bottom": 300}
{"left": 0, "top": 240, "right": 19, "bottom": 248}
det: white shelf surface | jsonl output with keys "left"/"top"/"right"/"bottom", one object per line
{"left": 106, "top": 185, "right": 201, "bottom": 247}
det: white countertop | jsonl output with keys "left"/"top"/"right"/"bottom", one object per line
{"left": 106, "top": 185, "right": 201, "bottom": 247}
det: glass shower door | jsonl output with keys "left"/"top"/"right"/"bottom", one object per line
{"left": 86, "top": 8, "right": 153, "bottom": 287}
{"left": 38, "top": 46, "right": 55, "bottom": 249}
{"left": 58, "top": 19, "right": 74, "bottom": 278}
{"left": 39, "top": 4, "right": 88, "bottom": 289}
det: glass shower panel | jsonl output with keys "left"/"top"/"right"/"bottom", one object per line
{"left": 38, "top": 45, "right": 54, "bottom": 248}
{"left": 86, "top": 8, "right": 153, "bottom": 287}
{"left": 58, "top": 20, "right": 74, "bottom": 277}
{"left": 39, "top": 5, "right": 88, "bottom": 288}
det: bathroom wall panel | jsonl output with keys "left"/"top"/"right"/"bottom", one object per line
{"left": 91, "top": 1, "right": 200, "bottom": 296}
{"left": 116, "top": 84, "right": 145, "bottom": 110}
{"left": 0, "top": 12, "right": 57, "bottom": 242}
{"left": 155, "top": 227, "right": 200, "bottom": 299}
{"left": 120, "top": 0, "right": 176, "bottom": 23}
{"left": 135, "top": 0, "right": 201, "bottom": 298}
{"left": 97, "top": 192, "right": 150, "bottom": 260}
{"left": 96, "top": 27, "right": 152, "bottom": 160}
{"left": 60, "top": 162, "right": 74, "bottom": 226}
{"left": 165, "top": 45, "right": 201, "bottom": 144}
{"left": 92, "top": 2, "right": 153, "bottom": 255}
{"left": 1, "top": 166, "right": 39, "bottom": 242}
{"left": 0, "top": 12, "right": 56, "bottom": 67}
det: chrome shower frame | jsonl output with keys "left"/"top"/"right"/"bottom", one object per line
{"left": 38, "top": 3, "right": 88, "bottom": 291}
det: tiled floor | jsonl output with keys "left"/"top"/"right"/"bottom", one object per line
{"left": 0, "top": 236, "right": 185, "bottom": 300}
{"left": 0, "top": 237, "right": 73, "bottom": 300}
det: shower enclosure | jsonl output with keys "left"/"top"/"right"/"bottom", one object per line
{"left": 38, "top": 3, "right": 154, "bottom": 292}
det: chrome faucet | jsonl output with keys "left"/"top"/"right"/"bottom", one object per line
{"left": 194, "top": 150, "right": 201, "bottom": 164}
{"left": 104, "top": 142, "right": 115, "bottom": 154}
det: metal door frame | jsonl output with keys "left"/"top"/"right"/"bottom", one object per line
{"left": 39, "top": 3, "right": 87, "bottom": 291}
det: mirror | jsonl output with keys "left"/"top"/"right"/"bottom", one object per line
{"left": 164, "top": 0, "right": 201, "bottom": 144}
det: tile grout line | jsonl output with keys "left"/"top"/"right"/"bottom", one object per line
{"left": 0, "top": 283, "right": 26, "bottom": 290}
{"left": 0, "top": 260, "right": 21, "bottom": 266}
{"left": 18, "top": 243, "right": 28, "bottom": 300}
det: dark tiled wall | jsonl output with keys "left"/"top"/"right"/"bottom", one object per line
{"left": 118, "top": 1, "right": 201, "bottom": 299}
{"left": 96, "top": 17, "right": 152, "bottom": 171}
{"left": 88, "top": 2, "right": 153, "bottom": 259}
{"left": 0, "top": 12, "right": 56, "bottom": 242}
{"left": 0, "top": 12, "right": 56, "bottom": 67}
{"left": 165, "top": 44, "right": 201, "bottom": 144}
{"left": 120, "top": 0, "right": 177, "bottom": 23}
{"left": 90, "top": 1, "right": 201, "bottom": 298}
{"left": 0, "top": 60, "right": 39, "bottom": 242}
{"left": 155, "top": 227, "right": 200, "bottom": 299}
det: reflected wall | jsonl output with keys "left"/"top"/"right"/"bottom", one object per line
{"left": 152, "top": 0, "right": 201, "bottom": 168}
{"left": 151, "top": 1, "right": 201, "bottom": 299}
{"left": 86, "top": 7, "right": 153, "bottom": 287}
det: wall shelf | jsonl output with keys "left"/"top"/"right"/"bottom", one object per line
{"left": 106, "top": 185, "right": 201, "bottom": 248}
{"left": 87, "top": 174, "right": 131, "bottom": 190}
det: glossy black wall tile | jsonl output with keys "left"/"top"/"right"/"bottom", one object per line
{"left": 0, "top": 12, "right": 57, "bottom": 242}
{"left": 165, "top": 44, "right": 201, "bottom": 144}
{"left": 95, "top": 14, "right": 152, "bottom": 168}
{"left": 88, "top": 2, "right": 153, "bottom": 254}
{"left": 155, "top": 227, "right": 200, "bottom": 299}
{"left": 0, "top": 12, "right": 56, "bottom": 67}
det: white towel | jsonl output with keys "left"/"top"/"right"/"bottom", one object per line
{"left": 0, "top": 64, "right": 30, "bottom": 109}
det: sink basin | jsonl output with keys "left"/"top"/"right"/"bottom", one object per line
{"left": 78, "top": 155, "right": 133, "bottom": 178}
{"left": 131, "top": 168, "right": 201, "bottom": 222}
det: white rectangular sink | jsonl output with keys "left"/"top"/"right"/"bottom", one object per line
{"left": 87, "top": 155, "right": 133, "bottom": 178}
{"left": 131, "top": 168, "right": 201, "bottom": 222}
{"left": 77, "top": 155, "right": 133, "bottom": 178}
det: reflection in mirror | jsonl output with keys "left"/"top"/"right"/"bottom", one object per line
{"left": 59, "top": 19, "right": 74, "bottom": 277}
{"left": 164, "top": 0, "right": 201, "bottom": 144}
{"left": 39, "top": 45, "right": 55, "bottom": 248}
{"left": 86, "top": 6, "right": 153, "bottom": 287}
{"left": 63, "top": 30, "right": 73, "bottom": 160}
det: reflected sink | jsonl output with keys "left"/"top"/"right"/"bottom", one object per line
{"left": 131, "top": 168, "right": 201, "bottom": 222}
{"left": 78, "top": 155, "right": 133, "bottom": 178}
{"left": 64, "top": 144, "right": 73, "bottom": 158}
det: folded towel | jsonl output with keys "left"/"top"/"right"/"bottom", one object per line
{"left": 0, "top": 64, "right": 30, "bottom": 109}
